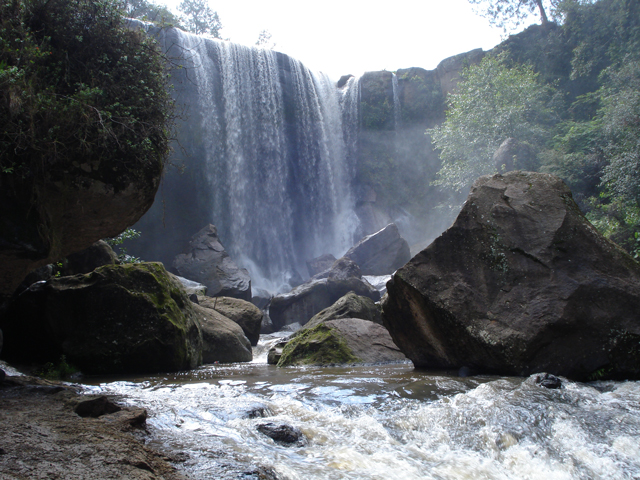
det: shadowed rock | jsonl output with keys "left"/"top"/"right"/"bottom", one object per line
{"left": 344, "top": 223, "right": 411, "bottom": 275}
{"left": 173, "top": 225, "right": 251, "bottom": 301}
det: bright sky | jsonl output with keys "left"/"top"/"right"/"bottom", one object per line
{"left": 164, "top": 0, "right": 515, "bottom": 80}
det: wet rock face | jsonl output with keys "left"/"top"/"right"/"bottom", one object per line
{"left": 344, "top": 223, "right": 411, "bottom": 276}
{"left": 382, "top": 171, "right": 640, "bottom": 381}
{"left": 173, "top": 224, "right": 251, "bottom": 301}
{"left": 0, "top": 262, "right": 203, "bottom": 374}
{"left": 256, "top": 423, "right": 305, "bottom": 445}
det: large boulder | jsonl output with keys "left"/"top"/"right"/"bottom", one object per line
{"left": 344, "top": 223, "right": 411, "bottom": 275}
{"left": 0, "top": 262, "right": 203, "bottom": 374}
{"left": 305, "top": 291, "right": 382, "bottom": 329}
{"left": 173, "top": 225, "right": 251, "bottom": 301}
{"left": 197, "top": 296, "right": 263, "bottom": 346}
{"left": 269, "top": 277, "right": 380, "bottom": 331}
{"left": 62, "top": 240, "right": 119, "bottom": 276}
{"left": 277, "top": 318, "right": 406, "bottom": 367}
{"left": 194, "top": 304, "right": 252, "bottom": 363}
{"left": 382, "top": 172, "right": 640, "bottom": 381}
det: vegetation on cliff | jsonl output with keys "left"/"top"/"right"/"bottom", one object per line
{"left": 432, "top": 0, "right": 640, "bottom": 256}
{"left": 0, "top": 0, "right": 174, "bottom": 180}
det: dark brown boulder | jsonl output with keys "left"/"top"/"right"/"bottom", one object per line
{"left": 382, "top": 171, "right": 640, "bottom": 381}
{"left": 197, "top": 296, "right": 263, "bottom": 346}
{"left": 173, "top": 225, "right": 251, "bottom": 301}
{"left": 0, "top": 153, "right": 161, "bottom": 303}
{"left": 194, "top": 304, "right": 252, "bottom": 364}
{"left": 344, "top": 223, "right": 411, "bottom": 275}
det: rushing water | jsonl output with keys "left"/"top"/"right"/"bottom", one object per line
{"left": 83, "top": 338, "right": 640, "bottom": 480}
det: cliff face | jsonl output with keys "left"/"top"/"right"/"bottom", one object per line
{"left": 355, "top": 49, "right": 485, "bottom": 246}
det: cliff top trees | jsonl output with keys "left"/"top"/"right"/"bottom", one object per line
{"left": 468, "top": 0, "right": 564, "bottom": 32}
{"left": 427, "top": 55, "right": 555, "bottom": 191}
{"left": 178, "top": 0, "right": 222, "bottom": 37}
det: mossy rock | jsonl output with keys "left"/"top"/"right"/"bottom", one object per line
{"left": 305, "top": 292, "right": 381, "bottom": 330}
{"left": 277, "top": 324, "right": 361, "bottom": 367}
{"left": 0, "top": 262, "right": 203, "bottom": 374}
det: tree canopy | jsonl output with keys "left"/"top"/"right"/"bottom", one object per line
{"left": 0, "top": 0, "right": 174, "bottom": 178}
{"left": 468, "top": 0, "right": 565, "bottom": 32}
{"left": 427, "top": 54, "right": 555, "bottom": 191}
{"left": 178, "top": 0, "right": 222, "bottom": 37}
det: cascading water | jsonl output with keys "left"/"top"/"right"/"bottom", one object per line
{"left": 136, "top": 26, "right": 360, "bottom": 291}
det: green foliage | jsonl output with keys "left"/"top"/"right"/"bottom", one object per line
{"left": 598, "top": 57, "right": 640, "bottom": 206}
{"left": 178, "top": 0, "right": 221, "bottom": 37}
{"left": 124, "top": 0, "right": 182, "bottom": 27}
{"left": 468, "top": 0, "right": 563, "bottom": 33}
{"left": 428, "top": 54, "right": 555, "bottom": 191}
{"left": 34, "top": 355, "right": 78, "bottom": 379}
{"left": 106, "top": 228, "right": 142, "bottom": 263}
{"left": 361, "top": 98, "right": 393, "bottom": 130}
{"left": 0, "top": 0, "right": 175, "bottom": 180}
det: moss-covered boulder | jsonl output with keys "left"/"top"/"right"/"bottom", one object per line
{"left": 305, "top": 292, "right": 382, "bottom": 330}
{"left": 0, "top": 262, "right": 203, "bottom": 374}
{"left": 277, "top": 318, "right": 406, "bottom": 367}
{"left": 197, "top": 296, "right": 262, "bottom": 346}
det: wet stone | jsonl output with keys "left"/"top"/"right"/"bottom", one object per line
{"left": 74, "top": 395, "right": 122, "bottom": 417}
{"left": 256, "top": 423, "right": 305, "bottom": 445}
{"left": 535, "top": 373, "right": 562, "bottom": 389}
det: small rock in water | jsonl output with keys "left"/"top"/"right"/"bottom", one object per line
{"left": 256, "top": 423, "right": 305, "bottom": 445}
{"left": 535, "top": 373, "right": 562, "bottom": 389}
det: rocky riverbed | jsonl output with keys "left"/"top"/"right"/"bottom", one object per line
{"left": 0, "top": 372, "right": 188, "bottom": 480}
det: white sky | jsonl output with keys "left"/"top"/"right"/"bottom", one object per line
{"left": 163, "top": 0, "right": 520, "bottom": 80}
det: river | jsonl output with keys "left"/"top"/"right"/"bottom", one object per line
{"left": 83, "top": 336, "right": 640, "bottom": 480}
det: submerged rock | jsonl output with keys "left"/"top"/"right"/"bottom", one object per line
{"left": 344, "top": 223, "right": 411, "bottom": 275}
{"left": 382, "top": 172, "right": 640, "bottom": 381}
{"left": 173, "top": 225, "right": 251, "bottom": 301}
{"left": 535, "top": 373, "right": 562, "bottom": 389}
{"left": 256, "top": 423, "right": 305, "bottom": 445}
{"left": 277, "top": 318, "right": 406, "bottom": 367}
{"left": 0, "top": 262, "right": 203, "bottom": 374}
{"left": 197, "top": 296, "right": 262, "bottom": 346}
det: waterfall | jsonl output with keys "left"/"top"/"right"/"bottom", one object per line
{"left": 137, "top": 27, "right": 360, "bottom": 291}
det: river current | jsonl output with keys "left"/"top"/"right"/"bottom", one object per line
{"left": 83, "top": 337, "right": 640, "bottom": 480}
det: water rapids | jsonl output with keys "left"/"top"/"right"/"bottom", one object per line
{"left": 81, "top": 336, "right": 640, "bottom": 480}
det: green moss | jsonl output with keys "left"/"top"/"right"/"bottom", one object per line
{"left": 277, "top": 324, "right": 361, "bottom": 367}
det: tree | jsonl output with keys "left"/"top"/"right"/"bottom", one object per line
{"left": 0, "top": 0, "right": 175, "bottom": 178}
{"left": 468, "top": 0, "right": 564, "bottom": 32}
{"left": 255, "top": 29, "right": 276, "bottom": 49}
{"left": 427, "top": 55, "right": 555, "bottom": 191}
{"left": 123, "top": 0, "right": 182, "bottom": 27}
{"left": 178, "top": 0, "right": 222, "bottom": 37}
